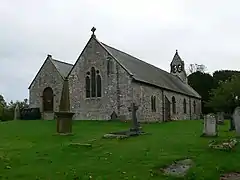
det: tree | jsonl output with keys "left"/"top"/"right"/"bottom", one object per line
{"left": 188, "top": 71, "right": 214, "bottom": 114}
{"left": 188, "top": 64, "right": 206, "bottom": 75}
{"left": 0, "top": 95, "right": 6, "bottom": 107}
{"left": 207, "top": 75, "right": 240, "bottom": 113}
{"left": 213, "top": 70, "right": 240, "bottom": 88}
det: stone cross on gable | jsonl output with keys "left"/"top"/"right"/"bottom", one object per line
{"left": 91, "top": 27, "right": 96, "bottom": 37}
{"left": 128, "top": 103, "right": 140, "bottom": 131}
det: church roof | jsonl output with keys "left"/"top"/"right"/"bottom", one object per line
{"left": 51, "top": 59, "right": 73, "bottom": 78}
{"left": 28, "top": 55, "right": 73, "bottom": 89}
{"left": 100, "top": 43, "right": 201, "bottom": 99}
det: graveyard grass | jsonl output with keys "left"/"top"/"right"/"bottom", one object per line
{"left": 0, "top": 120, "right": 239, "bottom": 180}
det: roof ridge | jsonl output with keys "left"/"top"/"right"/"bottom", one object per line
{"left": 51, "top": 58, "right": 73, "bottom": 66}
{"left": 101, "top": 42, "right": 181, "bottom": 80}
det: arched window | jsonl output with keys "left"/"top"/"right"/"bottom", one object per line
{"left": 91, "top": 67, "right": 96, "bottom": 97}
{"left": 151, "top": 96, "right": 156, "bottom": 112}
{"left": 107, "top": 57, "right": 114, "bottom": 75}
{"left": 85, "top": 67, "right": 102, "bottom": 98}
{"left": 193, "top": 100, "right": 196, "bottom": 113}
{"left": 172, "top": 96, "right": 176, "bottom": 114}
{"left": 97, "top": 74, "right": 102, "bottom": 97}
{"left": 43, "top": 87, "right": 54, "bottom": 111}
{"left": 183, "top": 98, "right": 187, "bottom": 113}
{"left": 85, "top": 76, "right": 90, "bottom": 98}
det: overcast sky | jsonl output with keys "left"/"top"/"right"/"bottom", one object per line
{"left": 1, "top": 0, "right": 240, "bottom": 102}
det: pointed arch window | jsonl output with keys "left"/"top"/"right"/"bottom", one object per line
{"left": 107, "top": 57, "right": 114, "bottom": 75}
{"left": 85, "top": 67, "right": 102, "bottom": 98}
{"left": 96, "top": 71, "right": 102, "bottom": 97}
{"left": 172, "top": 96, "right": 176, "bottom": 114}
{"left": 183, "top": 98, "right": 187, "bottom": 113}
{"left": 193, "top": 100, "right": 196, "bottom": 113}
{"left": 85, "top": 76, "right": 90, "bottom": 98}
{"left": 91, "top": 67, "right": 96, "bottom": 97}
{"left": 151, "top": 96, "right": 156, "bottom": 112}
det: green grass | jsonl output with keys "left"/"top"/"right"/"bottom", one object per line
{"left": 0, "top": 120, "right": 239, "bottom": 180}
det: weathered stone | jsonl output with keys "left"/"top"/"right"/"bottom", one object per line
{"left": 162, "top": 159, "right": 193, "bottom": 177}
{"left": 233, "top": 107, "right": 240, "bottom": 136}
{"left": 220, "top": 172, "right": 240, "bottom": 180}
{"left": 55, "top": 78, "right": 74, "bottom": 134}
{"left": 217, "top": 112, "right": 224, "bottom": 125}
{"left": 14, "top": 104, "right": 20, "bottom": 120}
{"left": 202, "top": 113, "right": 217, "bottom": 137}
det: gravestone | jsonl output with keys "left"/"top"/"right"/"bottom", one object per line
{"left": 229, "top": 116, "right": 236, "bottom": 131}
{"left": 110, "top": 111, "right": 118, "bottom": 120}
{"left": 55, "top": 78, "right": 75, "bottom": 135}
{"left": 103, "top": 102, "right": 144, "bottom": 139}
{"left": 202, "top": 113, "right": 217, "bottom": 137}
{"left": 14, "top": 104, "right": 20, "bottom": 120}
{"left": 233, "top": 107, "right": 240, "bottom": 136}
{"left": 216, "top": 112, "right": 224, "bottom": 125}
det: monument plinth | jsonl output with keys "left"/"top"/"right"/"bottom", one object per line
{"left": 55, "top": 78, "right": 74, "bottom": 135}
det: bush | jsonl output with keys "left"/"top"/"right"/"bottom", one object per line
{"left": 20, "top": 108, "right": 41, "bottom": 120}
{"left": 1, "top": 108, "right": 14, "bottom": 121}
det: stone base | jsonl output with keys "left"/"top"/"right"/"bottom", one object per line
{"left": 200, "top": 133, "right": 218, "bottom": 137}
{"left": 53, "top": 132, "right": 74, "bottom": 136}
{"left": 55, "top": 112, "right": 74, "bottom": 134}
{"left": 103, "top": 128, "right": 148, "bottom": 139}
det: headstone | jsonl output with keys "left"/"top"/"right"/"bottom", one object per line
{"left": 216, "top": 112, "right": 224, "bottom": 125}
{"left": 229, "top": 116, "right": 236, "bottom": 131}
{"left": 14, "top": 104, "right": 20, "bottom": 120}
{"left": 128, "top": 103, "right": 140, "bottom": 132}
{"left": 55, "top": 78, "right": 75, "bottom": 135}
{"left": 202, "top": 113, "right": 217, "bottom": 136}
{"left": 233, "top": 107, "right": 240, "bottom": 136}
{"left": 110, "top": 111, "right": 118, "bottom": 120}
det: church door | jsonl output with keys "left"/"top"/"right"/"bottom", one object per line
{"left": 164, "top": 96, "right": 171, "bottom": 121}
{"left": 43, "top": 87, "right": 54, "bottom": 112}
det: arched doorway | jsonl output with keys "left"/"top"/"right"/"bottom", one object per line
{"left": 42, "top": 87, "right": 54, "bottom": 112}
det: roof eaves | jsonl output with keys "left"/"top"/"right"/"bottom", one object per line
{"left": 28, "top": 55, "right": 50, "bottom": 89}
{"left": 132, "top": 77, "right": 201, "bottom": 99}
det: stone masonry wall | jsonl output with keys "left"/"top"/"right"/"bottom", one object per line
{"left": 132, "top": 81, "right": 163, "bottom": 122}
{"left": 29, "top": 58, "right": 63, "bottom": 114}
{"left": 130, "top": 81, "right": 201, "bottom": 122}
{"left": 68, "top": 37, "right": 132, "bottom": 120}
{"left": 164, "top": 90, "right": 201, "bottom": 120}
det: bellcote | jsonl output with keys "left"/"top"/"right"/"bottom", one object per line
{"left": 170, "top": 50, "right": 187, "bottom": 83}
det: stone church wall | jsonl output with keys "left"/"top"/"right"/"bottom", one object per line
{"left": 131, "top": 82, "right": 201, "bottom": 122}
{"left": 164, "top": 90, "right": 201, "bottom": 120}
{"left": 29, "top": 58, "right": 63, "bottom": 113}
{"left": 68, "top": 37, "right": 132, "bottom": 120}
{"left": 132, "top": 81, "right": 163, "bottom": 122}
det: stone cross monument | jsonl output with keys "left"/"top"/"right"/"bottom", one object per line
{"left": 128, "top": 103, "right": 140, "bottom": 132}
{"left": 55, "top": 78, "right": 75, "bottom": 134}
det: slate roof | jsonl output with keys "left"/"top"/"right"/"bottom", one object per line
{"left": 51, "top": 59, "right": 73, "bottom": 78}
{"left": 100, "top": 42, "right": 201, "bottom": 99}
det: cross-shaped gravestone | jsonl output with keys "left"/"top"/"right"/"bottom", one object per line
{"left": 128, "top": 103, "right": 140, "bottom": 131}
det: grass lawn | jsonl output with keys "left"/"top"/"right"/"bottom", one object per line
{"left": 0, "top": 120, "right": 239, "bottom": 180}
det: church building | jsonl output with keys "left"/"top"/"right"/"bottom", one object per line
{"left": 28, "top": 27, "right": 201, "bottom": 121}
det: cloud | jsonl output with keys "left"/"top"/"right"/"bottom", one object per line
{"left": 1, "top": 0, "right": 240, "bottom": 102}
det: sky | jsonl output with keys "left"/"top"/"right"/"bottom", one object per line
{"left": 1, "top": 0, "right": 240, "bottom": 102}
